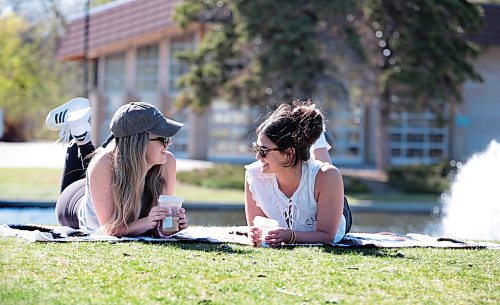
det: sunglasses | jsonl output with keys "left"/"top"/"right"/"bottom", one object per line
{"left": 251, "top": 142, "right": 282, "bottom": 158}
{"left": 150, "top": 136, "right": 171, "bottom": 147}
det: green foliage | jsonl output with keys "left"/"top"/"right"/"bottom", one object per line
{"left": 176, "top": 164, "right": 245, "bottom": 190}
{"left": 343, "top": 175, "right": 370, "bottom": 193}
{"left": 363, "top": 0, "right": 483, "bottom": 112}
{"left": 173, "top": 0, "right": 359, "bottom": 111}
{"left": 0, "top": 15, "right": 43, "bottom": 118}
{"left": 174, "top": 0, "right": 482, "bottom": 117}
{"left": 1, "top": 239, "right": 498, "bottom": 304}
{"left": 0, "top": 11, "right": 79, "bottom": 141}
{"left": 387, "top": 160, "right": 457, "bottom": 194}
{"left": 361, "top": 0, "right": 483, "bottom": 169}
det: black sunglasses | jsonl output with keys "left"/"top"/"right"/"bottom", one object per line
{"left": 150, "top": 136, "right": 171, "bottom": 147}
{"left": 251, "top": 142, "right": 282, "bottom": 158}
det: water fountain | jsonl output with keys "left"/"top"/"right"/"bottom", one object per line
{"left": 441, "top": 140, "right": 500, "bottom": 240}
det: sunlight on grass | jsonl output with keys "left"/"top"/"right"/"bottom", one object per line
{"left": 0, "top": 239, "right": 498, "bottom": 304}
{"left": 0, "top": 168, "right": 61, "bottom": 200}
{"left": 0, "top": 168, "right": 244, "bottom": 203}
{"left": 0, "top": 167, "right": 438, "bottom": 204}
{"left": 175, "top": 183, "right": 244, "bottom": 203}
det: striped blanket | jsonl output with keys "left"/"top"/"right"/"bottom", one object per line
{"left": 1, "top": 224, "right": 498, "bottom": 249}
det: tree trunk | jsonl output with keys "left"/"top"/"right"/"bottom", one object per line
{"left": 376, "top": 93, "right": 391, "bottom": 170}
{"left": 188, "top": 111, "right": 209, "bottom": 160}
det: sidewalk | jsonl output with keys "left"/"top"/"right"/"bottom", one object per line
{"left": 0, "top": 141, "right": 213, "bottom": 171}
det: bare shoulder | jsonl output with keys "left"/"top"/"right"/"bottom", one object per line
{"left": 318, "top": 163, "right": 342, "bottom": 178}
{"left": 166, "top": 151, "right": 176, "bottom": 163}
{"left": 315, "top": 162, "right": 343, "bottom": 186}
{"left": 164, "top": 151, "right": 177, "bottom": 171}
{"left": 88, "top": 148, "right": 113, "bottom": 176}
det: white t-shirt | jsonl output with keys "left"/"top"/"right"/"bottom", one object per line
{"left": 245, "top": 159, "right": 346, "bottom": 244}
{"left": 310, "top": 132, "right": 331, "bottom": 155}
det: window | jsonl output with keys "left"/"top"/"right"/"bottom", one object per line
{"left": 136, "top": 44, "right": 159, "bottom": 93}
{"left": 168, "top": 35, "right": 195, "bottom": 95}
{"left": 326, "top": 106, "right": 364, "bottom": 164}
{"left": 103, "top": 52, "right": 125, "bottom": 93}
{"left": 101, "top": 52, "right": 126, "bottom": 142}
{"left": 389, "top": 112, "right": 448, "bottom": 164}
{"left": 168, "top": 109, "right": 189, "bottom": 158}
{"left": 207, "top": 101, "right": 260, "bottom": 161}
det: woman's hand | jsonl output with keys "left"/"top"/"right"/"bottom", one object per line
{"left": 158, "top": 208, "right": 188, "bottom": 237}
{"left": 264, "top": 228, "right": 292, "bottom": 247}
{"left": 128, "top": 205, "right": 171, "bottom": 236}
{"left": 249, "top": 226, "right": 262, "bottom": 247}
{"left": 177, "top": 208, "right": 188, "bottom": 230}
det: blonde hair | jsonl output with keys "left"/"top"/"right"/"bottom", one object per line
{"left": 104, "top": 132, "right": 165, "bottom": 235}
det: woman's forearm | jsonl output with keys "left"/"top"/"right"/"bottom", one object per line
{"left": 293, "top": 230, "right": 333, "bottom": 244}
{"left": 104, "top": 218, "right": 150, "bottom": 237}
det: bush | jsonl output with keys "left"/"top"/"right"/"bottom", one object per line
{"left": 387, "top": 160, "right": 456, "bottom": 194}
{"left": 177, "top": 164, "right": 245, "bottom": 190}
{"left": 343, "top": 176, "right": 370, "bottom": 193}
{"left": 178, "top": 163, "right": 373, "bottom": 194}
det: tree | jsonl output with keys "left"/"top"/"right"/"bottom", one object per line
{"left": 0, "top": 4, "right": 79, "bottom": 141}
{"left": 360, "top": 0, "right": 483, "bottom": 169}
{"left": 174, "top": 0, "right": 483, "bottom": 169}
{"left": 0, "top": 14, "right": 46, "bottom": 140}
{"left": 174, "top": 0, "right": 358, "bottom": 113}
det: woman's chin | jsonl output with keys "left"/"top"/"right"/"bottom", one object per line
{"left": 148, "top": 157, "right": 167, "bottom": 167}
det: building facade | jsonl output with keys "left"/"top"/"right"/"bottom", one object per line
{"left": 58, "top": 0, "right": 500, "bottom": 165}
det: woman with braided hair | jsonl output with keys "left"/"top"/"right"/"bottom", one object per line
{"left": 245, "top": 100, "right": 352, "bottom": 246}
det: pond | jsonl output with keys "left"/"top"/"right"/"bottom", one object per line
{"left": 0, "top": 207, "right": 442, "bottom": 236}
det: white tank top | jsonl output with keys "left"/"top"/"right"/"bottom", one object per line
{"left": 77, "top": 175, "right": 100, "bottom": 233}
{"left": 245, "top": 159, "right": 346, "bottom": 243}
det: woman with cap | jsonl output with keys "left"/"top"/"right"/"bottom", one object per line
{"left": 47, "top": 98, "right": 187, "bottom": 236}
{"left": 245, "top": 100, "right": 352, "bottom": 246}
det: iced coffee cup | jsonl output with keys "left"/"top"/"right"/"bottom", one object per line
{"left": 158, "top": 195, "right": 183, "bottom": 232}
{"left": 253, "top": 216, "right": 280, "bottom": 247}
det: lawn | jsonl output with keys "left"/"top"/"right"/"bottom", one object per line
{"left": 0, "top": 168, "right": 243, "bottom": 203}
{"left": 0, "top": 237, "right": 498, "bottom": 304}
{"left": 0, "top": 168, "right": 439, "bottom": 204}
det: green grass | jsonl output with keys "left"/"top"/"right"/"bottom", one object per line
{"left": 0, "top": 168, "right": 243, "bottom": 203}
{"left": 0, "top": 168, "right": 62, "bottom": 200}
{"left": 0, "top": 167, "right": 440, "bottom": 204}
{"left": 0, "top": 238, "right": 498, "bottom": 304}
{"left": 177, "top": 182, "right": 244, "bottom": 203}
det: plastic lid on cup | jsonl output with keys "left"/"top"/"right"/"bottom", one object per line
{"left": 158, "top": 195, "right": 183, "bottom": 208}
{"left": 253, "top": 216, "right": 279, "bottom": 228}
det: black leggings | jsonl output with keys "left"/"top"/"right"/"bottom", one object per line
{"left": 343, "top": 196, "right": 353, "bottom": 234}
{"left": 55, "top": 141, "right": 95, "bottom": 228}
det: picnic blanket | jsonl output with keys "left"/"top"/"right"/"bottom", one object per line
{"left": 1, "top": 224, "right": 498, "bottom": 249}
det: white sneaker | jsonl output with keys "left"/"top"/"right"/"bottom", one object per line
{"left": 46, "top": 97, "right": 90, "bottom": 131}
{"left": 67, "top": 107, "right": 92, "bottom": 144}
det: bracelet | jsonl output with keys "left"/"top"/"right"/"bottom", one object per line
{"left": 287, "top": 229, "right": 296, "bottom": 244}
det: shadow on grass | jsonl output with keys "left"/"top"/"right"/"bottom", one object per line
{"left": 273, "top": 244, "right": 411, "bottom": 259}
{"left": 323, "top": 246, "right": 411, "bottom": 259}
{"left": 159, "top": 241, "right": 414, "bottom": 259}
{"left": 153, "top": 241, "right": 254, "bottom": 254}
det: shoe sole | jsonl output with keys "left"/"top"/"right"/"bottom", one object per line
{"left": 46, "top": 97, "right": 90, "bottom": 131}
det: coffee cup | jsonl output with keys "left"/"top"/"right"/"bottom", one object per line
{"left": 158, "top": 195, "right": 183, "bottom": 232}
{"left": 253, "top": 216, "right": 280, "bottom": 247}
